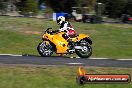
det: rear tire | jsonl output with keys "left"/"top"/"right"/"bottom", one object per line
{"left": 75, "top": 40, "right": 92, "bottom": 58}
{"left": 37, "top": 42, "right": 54, "bottom": 57}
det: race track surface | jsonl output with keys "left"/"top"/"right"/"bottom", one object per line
{"left": 0, "top": 55, "right": 132, "bottom": 68}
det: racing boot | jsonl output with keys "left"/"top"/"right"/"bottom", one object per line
{"left": 67, "top": 39, "right": 75, "bottom": 54}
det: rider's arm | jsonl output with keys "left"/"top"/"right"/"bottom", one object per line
{"left": 47, "top": 28, "right": 58, "bottom": 32}
{"left": 48, "top": 29, "right": 59, "bottom": 34}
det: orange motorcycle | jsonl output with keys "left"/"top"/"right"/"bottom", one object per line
{"left": 37, "top": 28, "right": 92, "bottom": 58}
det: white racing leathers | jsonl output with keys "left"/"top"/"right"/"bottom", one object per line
{"left": 59, "top": 21, "right": 74, "bottom": 37}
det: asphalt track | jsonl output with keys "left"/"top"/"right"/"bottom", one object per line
{"left": 0, "top": 55, "right": 132, "bottom": 68}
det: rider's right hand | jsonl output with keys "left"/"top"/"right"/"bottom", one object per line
{"left": 52, "top": 30, "right": 59, "bottom": 33}
{"left": 48, "top": 29, "right": 53, "bottom": 33}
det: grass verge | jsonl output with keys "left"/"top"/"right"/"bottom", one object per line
{"left": 0, "top": 65, "right": 131, "bottom": 88}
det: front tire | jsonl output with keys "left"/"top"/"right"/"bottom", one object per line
{"left": 75, "top": 41, "right": 92, "bottom": 58}
{"left": 37, "top": 42, "right": 54, "bottom": 57}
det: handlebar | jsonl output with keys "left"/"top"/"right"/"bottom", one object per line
{"left": 45, "top": 28, "right": 59, "bottom": 34}
{"left": 45, "top": 28, "right": 52, "bottom": 32}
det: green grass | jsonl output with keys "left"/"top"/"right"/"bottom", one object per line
{"left": 0, "top": 16, "right": 132, "bottom": 58}
{"left": 0, "top": 30, "right": 39, "bottom": 55}
{"left": 0, "top": 66, "right": 131, "bottom": 88}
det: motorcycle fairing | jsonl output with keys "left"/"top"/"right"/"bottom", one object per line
{"left": 72, "top": 34, "right": 90, "bottom": 42}
{"left": 44, "top": 32, "right": 69, "bottom": 53}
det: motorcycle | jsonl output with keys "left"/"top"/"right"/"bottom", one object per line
{"left": 37, "top": 28, "right": 92, "bottom": 58}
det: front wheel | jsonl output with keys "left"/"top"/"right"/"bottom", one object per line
{"left": 75, "top": 45, "right": 92, "bottom": 58}
{"left": 37, "top": 42, "right": 54, "bottom": 57}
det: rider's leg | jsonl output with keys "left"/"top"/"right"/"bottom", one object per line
{"left": 62, "top": 33, "right": 74, "bottom": 46}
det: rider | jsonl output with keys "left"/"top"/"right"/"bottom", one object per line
{"left": 56, "top": 16, "right": 76, "bottom": 47}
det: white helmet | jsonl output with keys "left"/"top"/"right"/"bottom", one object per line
{"left": 57, "top": 16, "right": 65, "bottom": 25}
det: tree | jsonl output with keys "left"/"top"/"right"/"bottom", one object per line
{"left": 41, "top": 0, "right": 132, "bottom": 17}
{"left": 0, "top": 1, "right": 6, "bottom": 10}
{"left": 0, "top": 0, "right": 9, "bottom": 14}
{"left": 108, "top": 0, "right": 127, "bottom": 17}
{"left": 43, "top": 0, "right": 77, "bottom": 13}
{"left": 42, "top": 0, "right": 97, "bottom": 13}
{"left": 75, "top": 0, "right": 96, "bottom": 13}
{"left": 18, "top": 0, "right": 38, "bottom": 15}
{"left": 97, "top": 0, "right": 128, "bottom": 18}
{"left": 124, "top": 0, "right": 132, "bottom": 16}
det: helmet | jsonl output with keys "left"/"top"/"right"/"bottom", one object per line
{"left": 57, "top": 16, "right": 65, "bottom": 25}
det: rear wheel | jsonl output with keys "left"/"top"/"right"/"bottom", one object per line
{"left": 37, "top": 42, "right": 54, "bottom": 57}
{"left": 75, "top": 40, "right": 92, "bottom": 58}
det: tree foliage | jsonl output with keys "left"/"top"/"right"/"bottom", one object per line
{"left": 41, "top": 0, "right": 96, "bottom": 13}
{"left": 125, "top": 0, "right": 132, "bottom": 16}
{"left": 97, "top": 0, "right": 129, "bottom": 18}
{"left": 1, "top": 0, "right": 132, "bottom": 18}
{"left": 43, "top": 0, "right": 76, "bottom": 13}
{"left": 17, "top": 0, "right": 38, "bottom": 15}
{"left": 0, "top": 0, "right": 8, "bottom": 10}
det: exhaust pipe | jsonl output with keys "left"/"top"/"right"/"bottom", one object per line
{"left": 74, "top": 46, "right": 82, "bottom": 50}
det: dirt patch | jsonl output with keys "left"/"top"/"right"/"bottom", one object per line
{"left": 20, "top": 30, "right": 42, "bottom": 35}
{"left": 24, "top": 31, "right": 42, "bottom": 35}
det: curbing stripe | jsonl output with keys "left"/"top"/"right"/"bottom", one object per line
{"left": 70, "top": 56, "right": 81, "bottom": 58}
{"left": 70, "top": 57, "right": 109, "bottom": 59}
{"left": 0, "top": 54, "right": 22, "bottom": 57}
{"left": 70, "top": 57, "right": 132, "bottom": 60}
{"left": 89, "top": 58, "right": 109, "bottom": 59}
{"left": 9, "top": 55, "right": 22, "bottom": 56}
{"left": 117, "top": 59, "right": 132, "bottom": 61}
{"left": 66, "top": 63, "right": 84, "bottom": 65}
